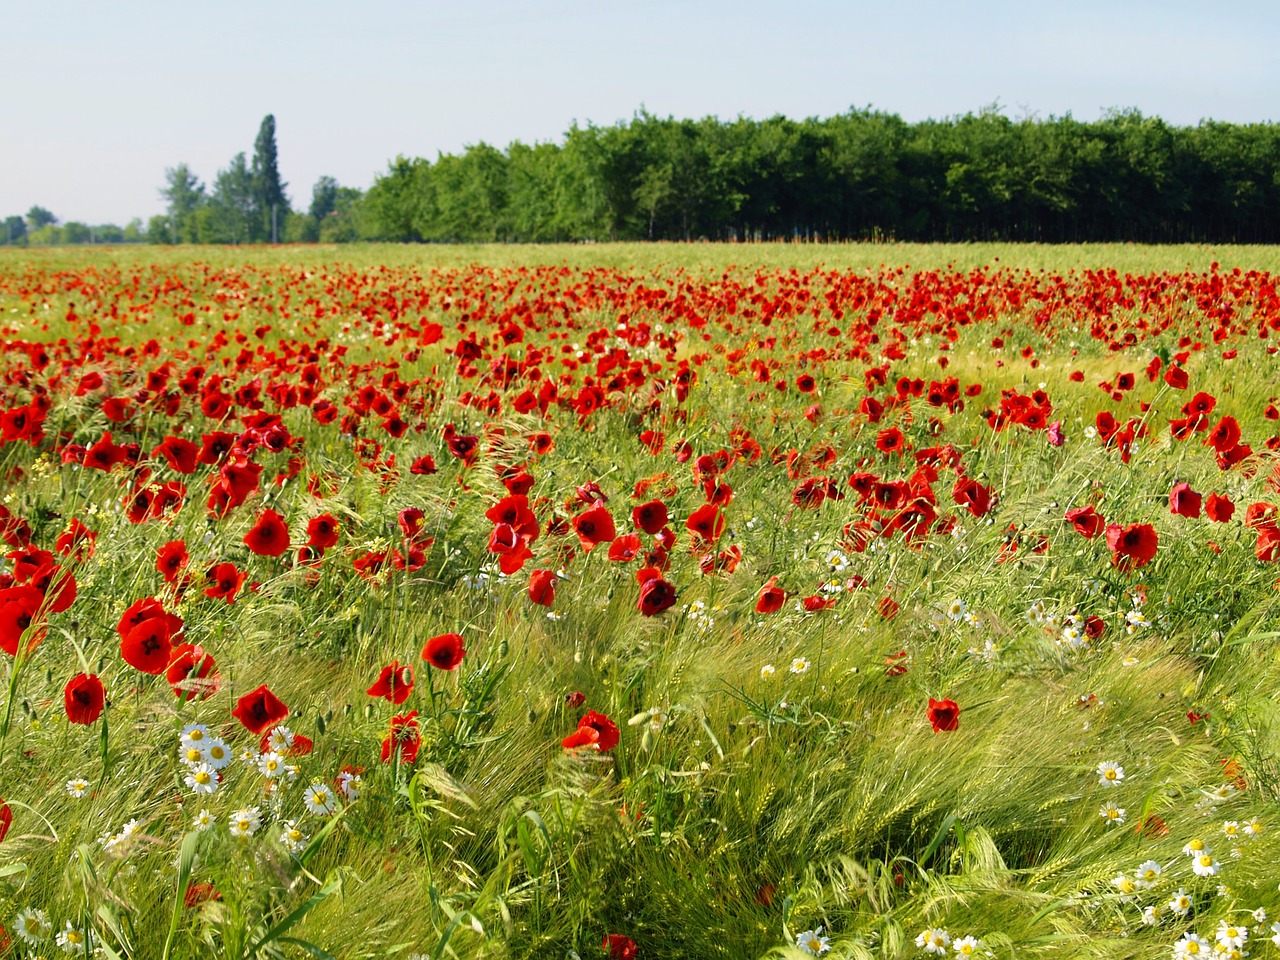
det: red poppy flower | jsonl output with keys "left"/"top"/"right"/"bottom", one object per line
{"left": 367, "top": 660, "right": 415, "bottom": 705}
{"left": 0, "top": 585, "right": 45, "bottom": 657}
{"left": 927, "top": 697, "right": 960, "bottom": 733}
{"left": 31, "top": 564, "right": 75, "bottom": 613}
{"left": 878, "top": 596, "right": 900, "bottom": 619}
{"left": 399, "top": 507, "right": 427, "bottom": 540}
{"left": 562, "top": 709, "right": 619, "bottom": 752}
{"left": 0, "top": 801, "right": 10, "bottom": 843}
{"left": 573, "top": 502, "right": 616, "bottom": 551}
{"left": 156, "top": 540, "right": 189, "bottom": 583}
{"left": 184, "top": 883, "right": 222, "bottom": 908}
{"left": 166, "top": 643, "right": 219, "bottom": 700}
{"left": 54, "top": 518, "right": 96, "bottom": 559}
{"left": 422, "top": 632, "right": 466, "bottom": 670}
{"left": 1105, "top": 522, "right": 1159, "bottom": 570}
{"left": 637, "top": 569, "right": 677, "bottom": 616}
{"left": 381, "top": 710, "right": 421, "bottom": 763}
{"left": 607, "top": 534, "right": 642, "bottom": 562}
{"left": 64, "top": 673, "right": 105, "bottom": 724}
{"left": 1168, "top": 482, "right": 1202, "bottom": 519}
{"left": 1204, "top": 492, "right": 1235, "bottom": 523}
{"left": 1064, "top": 504, "right": 1104, "bottom": 539}
{"left": 244, "top": 509, "right": 291, "bottom": 558}
{"left": 952, "top": 477, "right": 993, "bottom": 518}
{"left": 685, "top": 503, "right": 725, "bottom": 543}
{"left": 528, "top": 569, "right": 557, "bottom": 607}
{"left": 755, "top": 576, "right": 786, "bottom": 614}
{"left": 154, "top": 436, "right": 200, "bottom": 474}
{"left": 1205, "top": 416, "right": 1241, "bottom": 454}
{"left": 120, "top": 617, "right": 174, "bottom": 674}
{"left": 204, "top": 562, "right": 247, "bottom": 603}
{"left": 875, "top": 427, "right": 906, "bottom": 455}
{"left": 603, "top": 934, "right": 638, "bottom": 960}
{"left": 232, "top": 684, "right": 289, "bottom": 734}
{"left": 307, "top": 514, "right": 340, "bottom": 549}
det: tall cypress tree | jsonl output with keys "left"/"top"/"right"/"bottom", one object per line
{"left": 251, "top": 114, "right": 288, "bottom": 242}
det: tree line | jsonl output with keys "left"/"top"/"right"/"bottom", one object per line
{"left": 360, "top": 108, "right": 1280, "bottom": 244}
{"left": 10, "top": 107, "right": 1280, "bottom": 246}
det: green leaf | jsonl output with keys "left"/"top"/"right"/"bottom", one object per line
{"left": 243, "top": 873, "right": 341, "bottom": 959}
{"left": 415, "top": 763, "right": 479, "bottom": 809}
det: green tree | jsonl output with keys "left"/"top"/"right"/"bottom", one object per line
{"left": 251, "top": 114, "right": 288, "bottom": 242}
{"left": 209, "top": 152, "right": 258, "bottom": 243}
{"left": 26, "top": 205, "right": 56, "bottom": 229}
{"left": 3, "top": 216, "right": 25, "bottom": 245}
{"left": 365, "top": 156, "right": 430, "bottom": 241}
{"left": 318, "top": 187, "right": 367, "bottom": 242}
{"left": 309, "top": 176, "right": 340, "bottom": 222}
{"left": 160, "top": 164, "right": 206, "bottom": 243}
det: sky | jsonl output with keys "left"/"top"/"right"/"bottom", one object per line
{"left": 5, "top": 0, "right": 1280, "bottom": 226}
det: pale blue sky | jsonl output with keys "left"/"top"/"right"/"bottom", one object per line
{"left": 4, "top": 0, "right": 1279, "bottom": 225}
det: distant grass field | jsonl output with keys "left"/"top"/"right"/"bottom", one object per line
{"left": 0, "top": 244, "right": 1277, "bottom": 959}
{"left": 10, "top": 240, "right": 1280, "bottom": 274}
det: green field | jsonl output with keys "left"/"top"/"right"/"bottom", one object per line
{"left": 0, "top": 243, "right": 1277, "bottom": 960}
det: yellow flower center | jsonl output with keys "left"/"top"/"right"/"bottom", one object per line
{"left": 195, "top": 771, "right": 210, "bottom": 784}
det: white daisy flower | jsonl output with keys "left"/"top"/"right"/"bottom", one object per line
{"left": 1134, "top": 859, "right": 1161, "bottom": 888}
{"left": 1096, "top": 761, "right": 1125, "bottom": 786}
{"left": 1172, "top": 932, "right": 1207, "bottom": 958}
{"left": 790, "top": 657, "right": 811, "bottom": 676}
{"left": 14, "top": 907, "right": 51, "bottom": 944}
{"left": 180, "top": 743, "right": 208, "bottom": 766}
{"left": 795, "top": 926, "right": 830, "bottom": 954}
{"left": 280, "top": 819, "right": 309, "bottom": 854}
{"left": 202, "top": 737, "right": 232, "bottom": 769}
{"left": 192, "top": 808, "right": 215, "bottom": 832}
{"left": 265, "top": 725, "right": 296, "bottom": 753}
{"left": 257, "top": 751, "right": 286, "bottom": 779}
{"left": 1168, "top": 888, "right": 1192, "bottom": 915}
{"left": 337, "top": 770, "right": 362, "bottom": 800}
{"left": 228, "top": 807, "right": 262, "bottom": 838}
{"left": 1183, "top": 837, "right": 1211, "bottom": 857}
{"left": 179, "top": 723, "right": 210, "bottom": 751}
{"left": 66, "top": 777, "right": 90, "bottom": 798}
{"left": 760, "top": 663, "right": 776, "bottom": 679}
{"left": 55, "top": 920, "right": 88, "bottom": 954}
{"left": 1191, "top": 853, "right": 1220, "bottom": 877}
{"left": 1216, "top": 920, "right": 1248, "bottom": 949}
{"left": 915, "top": 928, "right": 951, "bottom": 954}
{"left": 953, "top": 935, "right": 981, "bottom": 957}
{"left": 184, "top": 763, "right": 219, "bottom": 795}
{"left": 1112, "top": 873, "right": 1137, "bottom": 901}
{"left": 303, "top": 782, "right": 337, "bottom": 816}
{"left": 1099, "top": 802, "right": 1126, "bottom": 826}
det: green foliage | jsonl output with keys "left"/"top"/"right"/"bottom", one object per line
{"left": 3, "top": 215, "right": 26, "bottom": 245}
{"left": 359, "top": 108, "right": 1280, "bottom": 243}
{"left": 251, "top": 114, "right": 289, "bottom": 242}
{"left": 25, "top": 205, "right": 56, "bottom": 229}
